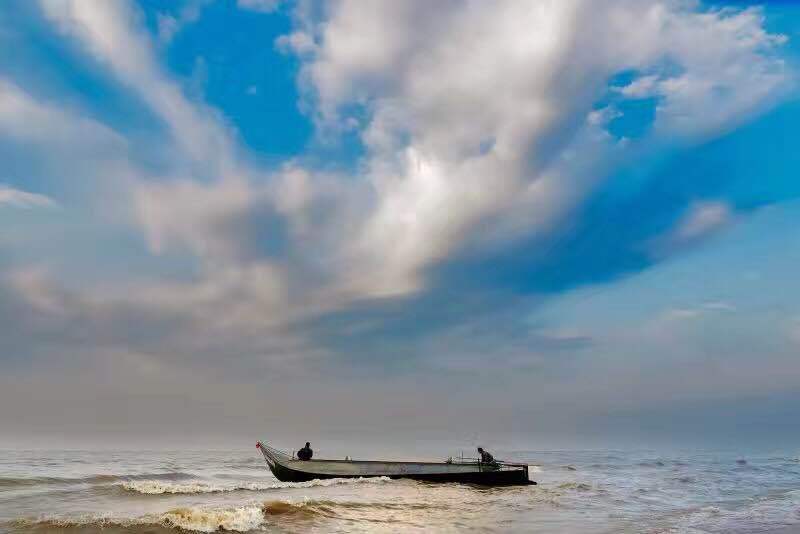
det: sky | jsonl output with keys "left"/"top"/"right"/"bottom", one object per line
{"left": 1, "top": 0, "right": 800, "bottom": 452}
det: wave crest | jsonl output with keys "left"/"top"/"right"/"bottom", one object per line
{"left": 10, "top": 493, "right": 441, "bottom": 533}
{"left": 12, "top": 500, "right": 337, "bottom": 533}
{"left": 262, "top": 499, "right": 329, "bottom": 518}
{"left": 162, "top": 506, "right": 265, "bottom": 532}
{"left": 121, "top": 476, "right": 393, "bottom": 494}
{"left": 12, "top": 505, "right": 267, "bottom": 533}
{"left": 0, "top": 472, "right": 195, "bottom": 489}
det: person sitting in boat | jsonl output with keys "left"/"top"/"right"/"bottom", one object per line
{"left": 297, "top": 442, "right": 313, "bottom": 461}
{"left": 477, "top": 447, "right": 496, "bottom": 465}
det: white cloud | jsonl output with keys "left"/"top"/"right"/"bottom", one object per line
{"left": 155, "top": 0, "right": 209, "bottom": 45}
{"left": 659, "top": 300, "right": 736, "bottom": 323}
{"left": 156, "top": 13, "right": 179, "bottom": 44}
{"left": 36, "top": 0, "right": 783, "bottom": 304}
{"left": 40, "top": 0, "right": 236, "bottom": 175}
{"left": 27, "top": 0, "right": 788, "bottom": 308}
{"left": 135, "top": 178, "right": 255, "bottom": 259}
{"left": 237, "top": 0, "right": 281, "bottom": 13}
{"left": 11, "top": 0, "right": 788, "bottom": 344}
{"left": 674, "top": 201, "right": 734, "bottom": 243}
{"left": 618, "top": 75, "right": 660, "bottom": 98}
{"left": 0, "top": 79, "right": 124, "bottom": 150}
{"left": 587, "top": 106, "right": 622, "bottom": 126}
{"left": 132, "top": 164, "right": 372, "bottom": 320}
{"left": 703, "top": 301, "right": 737, "bottom": 312}
{"left": 0, "top": 78, "right": 136, "bottom": 218}
{"left": 648, "top": 200, "right": 735, "bottom": 258}
{"left": 286, "top": 0, "right": 787, "bottom": 297}
{"left": 35, "top": 0, "right": 355, "bottom": 320}
{"left": 611, "top": 6, "right": 788, "bottom": 136}
{"left": 0, "top": 185, "right": 55, "bottom": 209}
{"left": 275, "top": 31, "right": 316, "bottom": 56}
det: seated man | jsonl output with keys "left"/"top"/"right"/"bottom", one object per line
{"left": 297, "top": 442, "right": 313, "bottom": 461}
{"left": 477, "top": 447, "right": 495, "bottom": 465}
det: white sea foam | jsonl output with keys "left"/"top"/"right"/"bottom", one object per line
{"left": 121, "top": 480, "right": 256, "bottom": 494}
{"left": 15, "top": 505, "right": 268, "bottom": 533}
{"left": 672, "top": 490, "right": 800, "bottom": 533}
{"left": 161, "top": 505, "right": 266, "bottom": 532}
{"left": 121, "top": 476, "right": 393, "bottom": 494}
{"left": 272, "top": 476, "right": 393, "bottom": 489}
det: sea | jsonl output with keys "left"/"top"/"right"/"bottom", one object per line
{"left": 1, "top": 448, "right": 799, "bottom": 533}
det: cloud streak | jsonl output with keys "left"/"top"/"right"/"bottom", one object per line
{"left": 0, "top": 185, "right": 55, "bottom": 208}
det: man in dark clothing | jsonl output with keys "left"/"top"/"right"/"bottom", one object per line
{"left": 477, "top": 447, "right": 495, "bottom": 465}
{"left": 297, "top": 442, "right": 313, "bottom": 461}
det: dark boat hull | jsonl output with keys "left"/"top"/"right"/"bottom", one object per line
{"left": 271, "top": 460, "right": 533, "bottom": 485}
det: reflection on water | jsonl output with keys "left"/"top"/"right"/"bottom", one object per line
{"left": 1, "top": 449, "right": 799, "bottom": 533}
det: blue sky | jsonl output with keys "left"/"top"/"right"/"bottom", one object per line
{"left": 1, "top": 0, "right": 800, "bottom": 449}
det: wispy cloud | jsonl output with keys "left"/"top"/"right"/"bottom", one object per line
{"left": 651, "top": 201, "right": 735, "bottom": 257}
{"left": 155, "top": 0, "right": 211, "bottom": 45}
{"left": 661, "top": 300, "right": 737, "bottom": 322}
{"left": 0, "top": 185, "right": 55, "bottom": 208}
{"left": 673, "top": 202, "right": 734, "bottom": 243}
{"left": 41, "top": 0, "right": 235, "bottom": 174}
{"left": 237, "top": 0, "right": 281, "bottom": 13}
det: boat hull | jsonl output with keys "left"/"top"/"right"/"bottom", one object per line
{"left": 271, "top": 460, "right": 533, "bottom": 485}
{"left": 258, "top": 442, "right": 534, "bottom": 486}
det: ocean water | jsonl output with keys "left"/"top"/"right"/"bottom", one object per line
{"left": 1, "top": 448, "right": 799, "bottom": 533}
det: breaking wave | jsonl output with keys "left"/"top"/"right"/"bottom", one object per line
{"left": 11, "top": 496, "right": 446, "bottom": 533}
{"left": 262, "top": 499, "right": 332, "bottom": 518}
{"left": 0, "top": 472, "right": 194, "bottom": 489}
{"left": 120, "top": 480, "right": 263, "bottom": 495}
{"left": 161, "top": 506, "right": 267, "bottom": 532}
{"left": 121, "top": 476, "right": 393, "bottom": 494}
{"left": 12, "top": 505, "right": 268, "bottom": 533}
{"left": 13, "top": 500, "right": 353, "bottom": 533}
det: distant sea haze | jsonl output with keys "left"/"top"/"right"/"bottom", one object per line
{"left": 2, "top": 448, "right": 799, "bottom": 533}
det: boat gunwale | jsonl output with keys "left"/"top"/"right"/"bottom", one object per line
{"left": 285, "top": 458, "right": 528, "bottom": 468}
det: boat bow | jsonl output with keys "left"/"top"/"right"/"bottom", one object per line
{"left": 256, "top": 441, "right": 293, "bottom": 469}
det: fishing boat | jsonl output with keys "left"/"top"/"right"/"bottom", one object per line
{"left": 257, "top": 441, "right": 534, "bottom": 486}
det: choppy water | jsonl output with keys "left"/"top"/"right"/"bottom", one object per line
{"left": 1, "top": 448, "right": 799, "bottom": 533}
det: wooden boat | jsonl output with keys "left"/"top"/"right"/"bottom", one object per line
{"left": 257, "top": 441, "right": 534, "bottom": 486}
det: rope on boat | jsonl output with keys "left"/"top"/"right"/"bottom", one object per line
{"left": 256, "top": 441, "right": 295, "bottom": 467}
{"left": 259, "top": 442, "right": 290, "bottom": 457}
